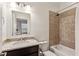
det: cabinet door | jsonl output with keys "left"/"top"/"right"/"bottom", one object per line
{"left": 6, "top": 45, "right": 39, "bottom": 56}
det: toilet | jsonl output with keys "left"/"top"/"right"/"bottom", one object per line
{"left": 43, "top": 50, "right": 56, "bottom": 56}
{"left": 39, "top": 41, "right": 56, "bottom": 56}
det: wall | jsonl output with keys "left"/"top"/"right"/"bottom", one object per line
{"left": 75, "top": 4, "right": 79, "bottom": 56}
{"left": 0, "top": 4, "right": 2, "bottom": 52}
{"left": 49, "top": 11, "right": 59, "bottom": 46}
{"left": 2, "top": 3, "right": 12, "bottom": 41}
{"left": 59, "top": 8, "right": 76, "bottom": 49}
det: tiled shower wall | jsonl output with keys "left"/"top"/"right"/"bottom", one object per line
{"left": 59, "top": 8, "right": 76, "bottom": 49}
{"left": 49, "top": 8, "right": 75, "bottom": 49}
{"left": 49, "top": 11, "right": 59, "bottom": 46}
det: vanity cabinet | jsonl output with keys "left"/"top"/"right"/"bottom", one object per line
{"left": 3, "top": 45, "right": 39, "bottom": 56}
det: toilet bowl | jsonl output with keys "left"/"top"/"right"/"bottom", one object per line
{"left": 43, "top": 50, "right": 56, "bottom": 56}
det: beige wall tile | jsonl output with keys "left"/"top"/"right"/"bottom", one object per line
{"left": 49, "top": 11, "right": 60, "bottom": 46}
{"left": 59, "top": 8, "right": 75, "bottom": 49}
{"left": 49, "top": 8, "right": 75, "bottom": 49}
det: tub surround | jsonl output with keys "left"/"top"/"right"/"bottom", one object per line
{"left": 49, "top": 8, "right": 75, "bottom": 49}
{"left": 49, "top": 11, "right": 59, "bottom": 46}
{"left": 59, "top": 8, "right": 75, "bottom": 49}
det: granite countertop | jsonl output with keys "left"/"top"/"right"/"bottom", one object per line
{"left": 2, "top": 38, "right": 48, "bottom": 52}
{"left": 2, "top": 39, "right": 39, "bottom": 52}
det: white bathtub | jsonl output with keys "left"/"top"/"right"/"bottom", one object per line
{"left": 50, "top": 44, "right": 75, "bottom": 56}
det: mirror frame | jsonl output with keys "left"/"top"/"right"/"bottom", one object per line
{"left": 12, "top": 10, "right": 31, "bottom": 36}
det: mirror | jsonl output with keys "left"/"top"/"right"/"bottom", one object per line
{"left": 12, "top": 11, "right": 30, "bottom": 36}
{"left": 16, "top": 18, "right": 27, "bottom": 35}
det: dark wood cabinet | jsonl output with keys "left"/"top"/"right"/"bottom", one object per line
{"left": 4, "top": 45, "right": 39, "bottom": 56}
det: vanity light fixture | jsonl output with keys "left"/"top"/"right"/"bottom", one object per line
{"left": 17, "top": 2, "right": 26, "bottom": 8}
{"left": 16, "top": 2, "right": 31, "bottom": 10}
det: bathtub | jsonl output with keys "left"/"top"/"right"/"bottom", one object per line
{"left": 50, "top": 44, "right": 75, "bottom": 56}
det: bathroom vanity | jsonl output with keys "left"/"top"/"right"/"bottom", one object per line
{"left": 1, "top": 34, "right": 48, "bottom": 56}
{"left": 2, "top": 35, "right": 40, "bottom": 56}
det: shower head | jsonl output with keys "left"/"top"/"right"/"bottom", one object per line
{"left": 56, "top": 14, "right": 59, "bottom": 16}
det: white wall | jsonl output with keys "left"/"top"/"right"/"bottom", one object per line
{"left": 30, "top": 3, "right": 49, "bottom": 51}
{"left": 0, "top": 4, "right": 2, "bottom": 52}
{"left": 75, "top": 4, "right": 79, "bottom": 56}
{"left": 1, "top": 3, "right": 12, "bottom": 41}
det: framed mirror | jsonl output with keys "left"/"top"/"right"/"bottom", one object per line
{"left": 12, "top": 11, "right": 31, "bottom": 36}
